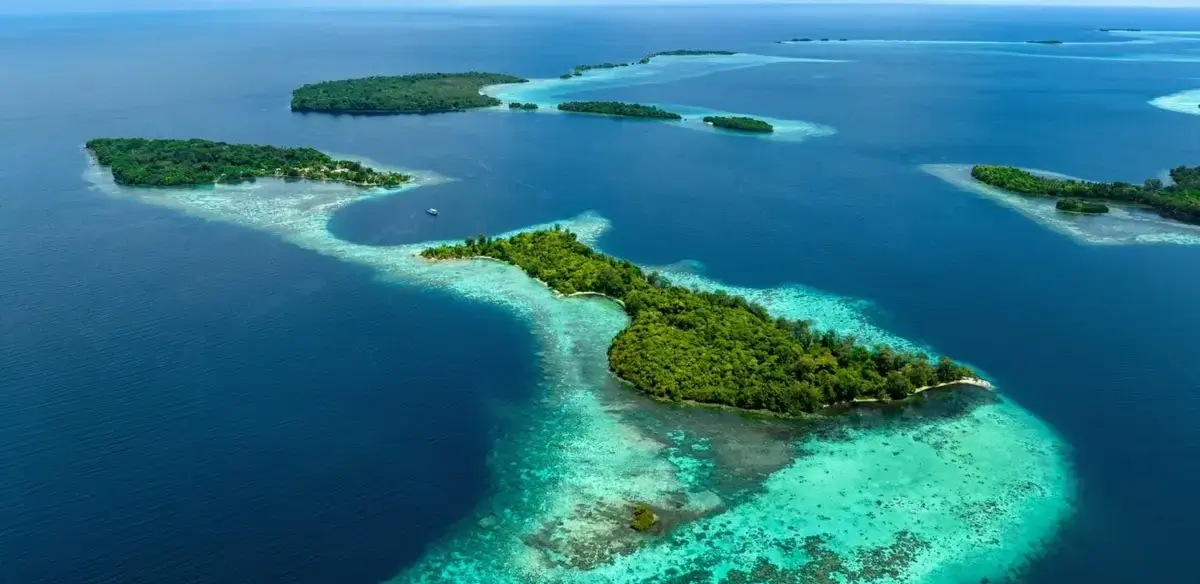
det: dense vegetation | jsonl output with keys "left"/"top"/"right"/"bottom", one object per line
{"left": 508, "top": 102, "right": 539, "bottom": 110}
{"left": 421, "top": 229, "right": 977, "bottom": 415}
{"left": 631, "top": 504, "right": 657, "bottom": 532}
{"left": 1026, "top": 40, "right": 1064, "bottom": 45}
{"left": 557, "top": 101, "right": 683, "bottom": 120}
{"left": 1056, "top": 198, "right": 1109, "bottom": 214}
{"left": 972, "top": 164, "right": 1200, "bottom": 225}
{"left": 703, "top": 116, "right": 774, "bottom": 133}
{"left": 290, "top": 72, "right": 527, "bottom": 114}
{"left": 87, "top": 138, "right": 411, "bottom": 187}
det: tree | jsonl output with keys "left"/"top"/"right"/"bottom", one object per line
{"left": 885, "top": 371, "right": 914, "bottom": 400}
{"left": 936, "top": 356, "right": 960, "bottom": 384}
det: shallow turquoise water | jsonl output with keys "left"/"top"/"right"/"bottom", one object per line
{"left": 923, "top": 164, "right": 1200, "bottom": 246}
{"left": 7, "top": 6, "right": 1200, "bottom": 584}
{"left": 87, "top": 158, "right": 1076, "bottom": 583}
{"left": 482, "top": 53, "right": 839, "bottom": 143}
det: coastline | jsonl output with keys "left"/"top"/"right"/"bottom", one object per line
{"left": 419, "top": 254, "right": 628, "bottom": 308}
{"left": 921, "top": 163, "right": 1200, "bottom": 246}
{"left": 422, "top": 254, "right": 989, "bottom": 416}
{"left": 85, "top": 148, "right": 411, "bottom": 190}
{"left": 850, "top": 377, "right": 994, "bottom": 404}
{"left": 85, "top": 162, "right": 1077, "bottom": 582}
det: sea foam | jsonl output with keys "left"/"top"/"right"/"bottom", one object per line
{"left": 87, "top": 160, "right": 1076, "bottom": 584}
{"left": 923, "top": 163, "right": 1200, "bottom": 246}
{"left": 482, "top": 53, "right": 839, "bottom": 143}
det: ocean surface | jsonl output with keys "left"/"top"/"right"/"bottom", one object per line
{"left": 1, "top": 4, "right": 1199, "bottom": 584}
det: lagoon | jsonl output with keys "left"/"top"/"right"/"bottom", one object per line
{"left": 2, "top": 4, "right": 1200, "bottom": 584}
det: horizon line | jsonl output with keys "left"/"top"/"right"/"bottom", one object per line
{"left": 3, "top": 1, "right": 1199, "bottom": 17}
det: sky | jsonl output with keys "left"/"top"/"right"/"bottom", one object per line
{"left": 1, "top": 0, "right": 1197, "bottom": 15}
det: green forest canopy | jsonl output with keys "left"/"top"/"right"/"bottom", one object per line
{"left": 972, "top": 164, "right": 1200, "bottom": 225}
{"left": 1056, "top": 198, "right": 1109, "bottom": 214}
{"left": 422, "top": 229, "right": 977, "bottom": 415}
{"left": 557, "top": 101, "right": 683, "bottom": 120}
{"left": 703, "top": 116, "right": 774, "bottom": 133}
{"left": 290, "top": 72, "right": 528, "bottom": 114}
{"left": 87, "top": 138, "right": 411, "bottom": 187}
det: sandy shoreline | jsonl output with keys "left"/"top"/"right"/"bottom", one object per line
{"left": 422, "top": 254, "right": 627, "bottom": 307}
{"left": 850, "top": 377, "right": 994, "bottom": 404}
{"left": 422, "top": 254, "right": 990, "bottom": 414}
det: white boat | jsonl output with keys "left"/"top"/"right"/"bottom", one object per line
{"left": 426, "top": 208, "right": 439, "bottom": 216}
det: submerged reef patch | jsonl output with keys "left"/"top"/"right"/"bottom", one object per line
{"left": 481, "top": 53, "right": 839, "bottom": 143}
{"left": 1150, "top": 88, "right": 1200, "bottom": 116}
{"left": 87, "top": 157, "right": 1075, "bottom": 584}
{"left": 922, "top": 163, "right": 1200, "bottom": 246}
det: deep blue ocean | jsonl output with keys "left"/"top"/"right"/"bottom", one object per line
{"left": 2, "top": 4, "right": 1199, "bottom": 583}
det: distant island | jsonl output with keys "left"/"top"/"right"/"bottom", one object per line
{"left": 1026, "top": 40, "right": 1064, "bottom": 45}
{"left": 780, "top": 38, "right": 848, "bottom": 43}
{"left": 971, "top": 165, "right": 1200, "bottom": 225}
{"left": 1056, "top": 198, "right": 1109, "bottom": 214}
{"left": 558, "top": 101, "right": 683, "bottom": 120}
{"left": 421, "top": 229, "right": 980, "bottom": 415}
{"left": 562, "top": 50, "right": 736, "bottom": 78}
{"left": 565, "top": 62, "right": 630, "bottom": 78}
{"left": 1099, "top": 28, "right": 1142, "bottom": 32}
{"left": 508, "top": 102, "right": 539, "bottom": 110}
{"left": 703, "top": 115, "right": 774, "bottom": 133}
{"left": 87, "top": 138, "right": 411, "bottom": 187}
{"left": 290, "top": 72, "right": 527, "bottom": 114}
{"left": 646, "top": 49, "right": 736, "bottom": 58}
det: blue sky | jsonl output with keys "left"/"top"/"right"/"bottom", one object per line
{"left": 2, "top": 0, "right": 1197, "bottom": 15}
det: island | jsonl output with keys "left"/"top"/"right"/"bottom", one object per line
{"left": 421, "top": 229, "right": 980, "bottom": 415}
{"left": 1100, "top": 28, "right": 1142, "bottom": 32}
{"left": 566, "top": 62, "right": 630, "bottom": 77}
{"left": 557, "top": 101, "right": 683, "bottom": 120}
{"left": 86, "top": 138, "right": 411, "bottom": 187}
{"left": 1056, "top": 198, "right": 1109, "bottom": 214}
{"left": 563, "top": 50, "right": 736, "bottom": 78}
{"left": 703, "top": 115, "right": 774, "bottom": 133}
{"left": 290, "top": 72, "right": 528, "bottom": 114}
{"left": 971, "top": 164, "right": 1200, "bottom": 225}
{"left": 1026, "top": 40, "right": 1064, "bottom": 45}
{"left": 508, "top": 102, "right": 539, "bottom": 110}
{"left": 647, "top": 49, "right": 736, "bottom": 57}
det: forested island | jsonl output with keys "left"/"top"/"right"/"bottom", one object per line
{"left": 290, "top": 72, "right": 527, "bottom": 114}
{"left": 561, "top": 50, "right": 737, "bottom": 79}
{"left": 972, "top": 165, "right": 1200, "bottom": 225}
{"left": 1099, "top": 28, "right": 1142, "bottom": 32}
{"left": 703, "top": 116, "right": 774, "bottom": 133}
{"left": 421, "top": 229, "right": 979, "bottom": 415}
{"left": 565, "top": 62, "right": 630, "bottom": 78}
{"left": 87, "top": 138, "right": 411, "bottom": 187}
{"left": 509, "top": 102, "right": 539, "bottom": 110}
{"left": 1026, "top": 40, "right": 1064, "bottom": 45}
{"left": 1056, "top": 198, "right": 1109, "bottom": 214}
{"left": 558, "top": 101, "right": 683, "bottom": 120}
